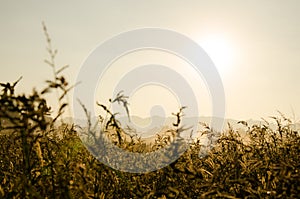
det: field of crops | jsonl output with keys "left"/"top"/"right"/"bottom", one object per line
{"left": 0, "top": 25, "right": 299, "bottom": 198}
{"left": 1, "top": 76, "right": 299, "bottom": 198}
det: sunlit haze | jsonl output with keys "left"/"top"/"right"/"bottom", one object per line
{"left": 198, "top": 35, "right": 236, "bottom": 76}
{"left": 1, "top": 1, "right": 300, "bottom": 121}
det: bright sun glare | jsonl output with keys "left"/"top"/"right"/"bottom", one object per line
{"left": 198, "top": 35, "right": 234, "bottom": 75}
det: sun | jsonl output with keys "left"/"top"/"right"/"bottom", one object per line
{"left": 198, "top": 35, "right": 235, "bottom": 75}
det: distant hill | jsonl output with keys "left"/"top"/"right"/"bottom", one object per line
{"left": 70, "top": 115, "right": 289, "bottom": 139}
{"left": 0, "top": 111, "right": 53, "bottom": 134}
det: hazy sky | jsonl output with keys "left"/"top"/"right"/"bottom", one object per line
{"left": 1, "top": 1, "right": 300, "bottom": 121}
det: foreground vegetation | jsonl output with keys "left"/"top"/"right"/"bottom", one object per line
{"left": 0, "top": 25, "right": 299, "bottom": 198}
{"left": 1, "top": 77, "right": 299, "bottom": 199}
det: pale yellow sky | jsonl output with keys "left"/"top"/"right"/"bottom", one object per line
{"left": 1, "top": 0, "right": 300, "bottom": 120}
